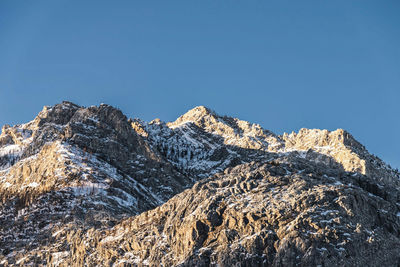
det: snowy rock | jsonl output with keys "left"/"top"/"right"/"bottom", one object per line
{"left": 0, "top": 102, "right": 399, "bottom": 266}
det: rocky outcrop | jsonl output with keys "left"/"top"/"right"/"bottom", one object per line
{"left": 0, "top": 102, "right": 193, "bottom": 266}
{"left": 168, "top": 106, "right": 283, "bottom": 152}
{"left": 0, "top": 102, "right": 190, "bottom": 205}
{"left": 44, "top": 157, "right": 400, "bottom": 266}
{"left": 282, "top": 128, "right": 400, "bottom": 186}
{"left": 0, "top": 102, "right": 399, "bottom": 266}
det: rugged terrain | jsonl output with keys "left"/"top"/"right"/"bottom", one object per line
{"left": 0, "top": 102, "right": 399, "bottom": 266}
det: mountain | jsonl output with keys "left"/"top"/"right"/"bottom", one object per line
{"left": 0, "top": 101, "right": 399, "bottom": 266}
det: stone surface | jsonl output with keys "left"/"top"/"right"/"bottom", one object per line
{"left": 0, "top": 103, "right": 399, "bottom": 266}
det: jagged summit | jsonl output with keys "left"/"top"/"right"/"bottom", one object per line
{"left": 0, "top": 101, "right": 191, "bottom": 212}
{"left": 282, "top": 128, "right": 364, "bottom": 150}
{"left": 167, "top": 105, "right": 218, "bottom": 128}
{"left": 282, "top": 128, "right": 399, "bottom": 185}
{"left": 2, "top": 101, "right": 397, "bottom": 184}
{"left": 181, "top": 105, "right": 216, "bottom": 118}
{"left": 167, "top": 105, "right": 283, "bottom": 151}
{"left": 0, "top": 101, "right": 399, "bottom": 266}
{"left": 154, "top": 105, "right": 398, "bottom": 185}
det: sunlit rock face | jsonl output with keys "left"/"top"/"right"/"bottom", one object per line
{"left": 0, "top": 102, "right": 399, "bottom": 266}
{"left": 282, "top": 128, "right": 400, "bottom": 186}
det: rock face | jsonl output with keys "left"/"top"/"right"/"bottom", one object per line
{"left": 0, "top": 102, "right": 399, "bottom": 266}
{"left": 0, "top": 102, "right": 190, "bottom": 265}
{"left": 282, "top": 128, "right": 399, "bottom": 186}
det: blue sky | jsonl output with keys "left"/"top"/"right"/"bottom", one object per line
{"left": 0, "top": 1, "right": 399, "bottom": 168}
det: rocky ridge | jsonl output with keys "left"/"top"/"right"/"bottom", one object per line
{"left": 0, "top": 102, "right": 399, "bottom": 266}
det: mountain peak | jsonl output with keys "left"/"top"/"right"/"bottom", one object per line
{"left": 283, "top": 128, "right": 365, "bottom": 152}
{"left": 1, "top": 102, "right": 400, "bottom": 266}
{"left": 168, "top": 105, "right": 218, "bottom": 127}
{"left": 33, "top": 101, "right": 81, "bottom": 128}
{"left": 187, "top": 105, "right": 215, "bottom": 116}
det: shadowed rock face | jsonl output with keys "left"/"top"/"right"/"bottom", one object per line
{"left": 0, "top": 103, "right": 399, "bottom": 266}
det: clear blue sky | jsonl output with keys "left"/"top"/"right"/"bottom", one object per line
{"left": 0, "top": 1, "right": 399, "bottom": 168}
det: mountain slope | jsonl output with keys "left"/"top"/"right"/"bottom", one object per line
{"left": 63, "top": 158, "right": 400, "bottom": 266}
{"left": 0, "top": 102, "right": 193, "bottom": 265}
{"left": 0, "top": 102, "right": 399, "bottom": 266}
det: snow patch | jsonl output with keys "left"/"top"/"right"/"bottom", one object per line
{"left": 27, "top": 182, "right": 39, "bottom": 188}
